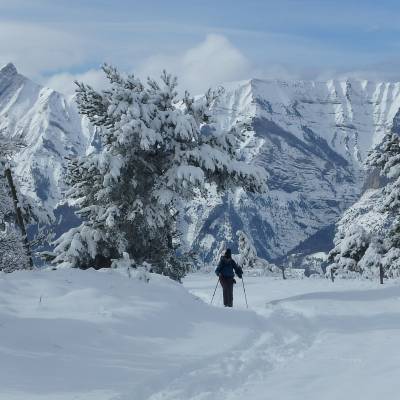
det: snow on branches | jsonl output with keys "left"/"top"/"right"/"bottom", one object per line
{"left": 54, "top": 65, "right": 266, "bottom": 280}
{"left": 0, "top": 133, "right": 33, "bottom": 271}
{"left": 237, "top": 230, "right": 257, "bottom": 269}
{"left": 236, "top": 230, "right": 278, "bottom": 274}
{"left": 329, "top": 132, "right": 400, "bottom": 278}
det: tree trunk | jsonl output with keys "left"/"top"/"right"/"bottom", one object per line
{"left": 379, "top": 264, "right": 384, "bottom": 284}
{"left": 4, "top": 167, "right": 33, "bottom": 269}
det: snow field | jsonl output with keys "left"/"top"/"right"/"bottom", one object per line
{"left": 0, "top": 268, "right": 263, "bottom": 400}
{"left": 1, "top": 268, "right": 400, "bottom": 399}
{"left": 186, "top": 273, "right": 400, "bottom": 400}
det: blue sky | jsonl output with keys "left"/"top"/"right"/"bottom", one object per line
{"left": 1, "top": 0, "right": 399, "bottom": 95}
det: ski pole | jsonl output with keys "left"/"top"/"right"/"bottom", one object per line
{"left": 210, "top": 278, "right": 219, "bottom": 304}
{"left": 241, "top": 276, "right": 248, "bottom": 309}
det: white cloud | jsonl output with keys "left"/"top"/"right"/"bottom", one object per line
{"left": 44, "top": 34, "right": 254, "bottom": 97}
{"left": 137, "top": 34, "right": 253, "bottom": 94}
{"left": 2, "top": 2, "right": 400, "bottom": 89}
{"left": 0, "top": 22, "right": 88, "bottom": 78}
{"left": 45, "top": 69, "right": 108, "bottom": 98}
{"left": 40, "top": 32, "right": 400, "bottom": 101}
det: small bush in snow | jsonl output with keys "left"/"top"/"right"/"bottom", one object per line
{"left": 111, "top": 253, "right": 150, "bottom": 282}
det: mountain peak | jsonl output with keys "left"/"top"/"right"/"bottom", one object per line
{"left": 0, "top": 62, "right": 18, "bottom": 77}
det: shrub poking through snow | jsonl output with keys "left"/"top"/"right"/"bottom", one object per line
{"left": 111, "top": 253, "right": 150, "bottom": 282}
{"left": 53, "top": 65, "right": 266, "bottom": 280}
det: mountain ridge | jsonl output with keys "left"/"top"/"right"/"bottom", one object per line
{"left": 2, "top": 63, "right": 400, "bottom": 260}
{"left": 0, "top": 63, "right": 93, "bottom": 217}
{"left": 185, "top": 76, "right": 400, "bottom": 260}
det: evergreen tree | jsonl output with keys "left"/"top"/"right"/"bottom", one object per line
{"left": 378, "top": 221, "right": 400, "bottom": 277}
{"left": 329, "top": 132, "right": 400, "bottom": 277}
{"left": 367, "top": 132, "right": 400, "bottom": 213}
{"left": 212, "top": 240, "right": 227, "bottom": 267}
{"left": 0, "top": 135, "right": 32, "bottom": 271}
{"left": 236, "top": 230, "right": 257, "bottom": 269}
{"left": 53, "top": 66, "right": 265, "bottom": 280}
{"left": 236, "top": 229, "right": 279, "bottom": 274}
{"left": 328, "top": 224, "right": 370, "bottom": 275}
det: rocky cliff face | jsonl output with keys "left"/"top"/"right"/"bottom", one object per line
{"left": 2, "top": 65, "right": 400, "bottom": 260}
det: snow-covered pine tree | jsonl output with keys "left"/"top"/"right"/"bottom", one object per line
{"left": 367, "top": 132, "right": 400, "bottom": 213}
{"left": 236, "top": 230, "right": 257, "bottom": 269}
{"left": 328, "top": 224, "right": 370, "bottom": 275}
{"left": 329, "top": 132, "right": 400, "bottom": 278}
{"left": 53, "top": 66, "right": 265, "bottom": 280}
{"left": 0, "top": 135, "right": 32, "bottom": 271}
{"left": 212, "top": 240, "right": 227, "bottom": 267}
{"left": 377, "top": 221, "right": 400, "bottom": 277}
{"left": 236, "top": 229, "right": 279, "bottom": 275}
{"left": 366, "top": 132, "right": 400, "bottom": 277}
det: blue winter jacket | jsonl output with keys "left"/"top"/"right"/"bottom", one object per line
{"left": 215, "top": 256, "right": 242, "bottom": 278}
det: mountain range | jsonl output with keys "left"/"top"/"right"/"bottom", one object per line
{"left": 2, "top": 63, "right": 400, "bottom": 262}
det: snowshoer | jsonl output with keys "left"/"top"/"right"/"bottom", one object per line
{"left": 215, "top": 248, "right": 243, "bottom": 307}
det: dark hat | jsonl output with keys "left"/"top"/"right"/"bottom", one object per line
{"left": 224, "top": 248, "right": 232, "bottom": 258}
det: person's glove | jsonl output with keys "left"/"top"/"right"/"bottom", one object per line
{"left": 233, "top": 278, "right": 236, "bottom": 284}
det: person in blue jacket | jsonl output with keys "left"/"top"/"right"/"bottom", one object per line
{"left": 215, "top": 248, "right": 243, "bottom": 307}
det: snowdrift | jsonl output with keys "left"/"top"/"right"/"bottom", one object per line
{"left": 3, "top": 268, "right": 400, "bottom": 400}
{"left": 0, "top": 268, "right": 263, "bottom": 400}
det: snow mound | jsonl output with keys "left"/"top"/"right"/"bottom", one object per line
{"left": 3, "top": 269, "right": 400, "bottom": 399}
{"left": 0, "top": 268, "right": 263, "bottom": 400}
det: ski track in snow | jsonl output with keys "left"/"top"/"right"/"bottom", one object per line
{"left": 147, "top": 311, "right": 315, "bottom": 400}
{"left": 179, "top": 274, "right": 400, "bottom": 400}
{"left": 1, "top": 269, "right": 400, "bottom": 400}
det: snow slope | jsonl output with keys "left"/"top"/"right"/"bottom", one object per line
{"left": 2, "top": 268, "right": 400, "bottom": 400}
{"left": 0, "top": 268, "right": 264, "bottom": 400}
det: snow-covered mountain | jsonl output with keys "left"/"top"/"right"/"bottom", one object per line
{"left": 2, "top": 63, "right": 400, "bottom": 260}
{"left": 0, "top": 63, "right": 93, "bottom": 217}
{"left": 184, "top": 79, "right": 400, "bottom": 261}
